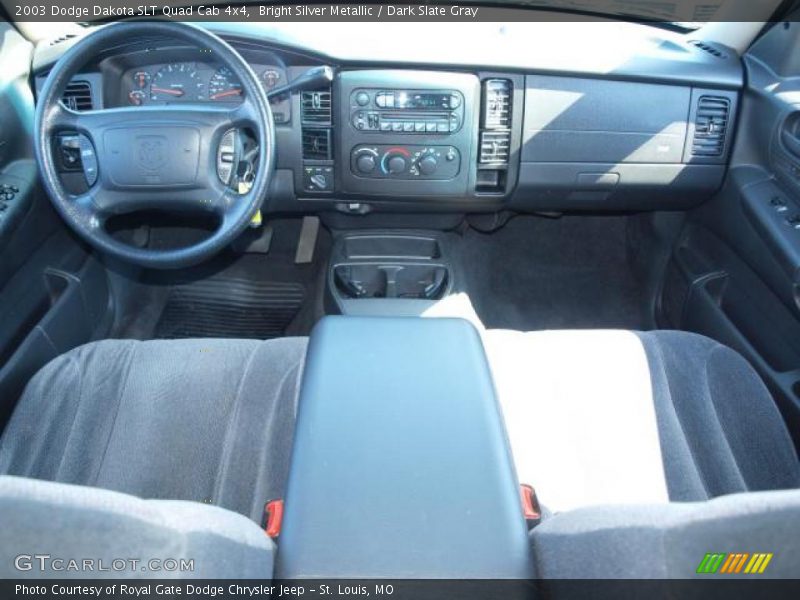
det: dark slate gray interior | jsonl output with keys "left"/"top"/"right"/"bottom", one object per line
{"left": 1, "top": 11, "right": 800, "bottom": 584}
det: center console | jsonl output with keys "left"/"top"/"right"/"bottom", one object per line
{"left": 338, "top": 70, "right": 481, "bottom": 197}
{"left": 275, "top": 316, "right": 533, "bottom": 578}
{"left": 326, "top": 230, "right": 456, "bottom": 317}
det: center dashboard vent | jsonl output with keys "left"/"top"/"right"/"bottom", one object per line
{"left": 302, "top": 128, "right": 332, "bottom": 160}
{"left": 62, "top": 80, "right": 93, "bottom": 111}
{"left": 483, "top": 79, "right": 511, "bottom": 129}
{"left": 301, "top": 90, "right": 332, "bottom": 125}
{"left": 479, "top": 79, "right": 512, "bottom": 165}
{"left": 480, "top": 131, "right": 511, "bottom": 164}
{"left": 692, "top": 96, "right": 730, "bottom": 157}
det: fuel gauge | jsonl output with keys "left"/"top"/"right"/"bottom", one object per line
{"left": 128, "top": 90, "right": 146, "bottom": 106}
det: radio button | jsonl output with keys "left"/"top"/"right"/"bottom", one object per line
{"left": 437, "top": 122, "right": 449, "bottom": 133}
{"left": 380, "top": 122, "right": 391, "bottom": 131}
{"left": 392, "top": 122, "right": 403, "bottom": 132}
{"left": 356, "top": 91, "right": 370, "bottom": 106}
{"left": 415, "top": 122, "right": 426, "bottom": 132}
{"left": 426, "top": 122, "right": 437, "bottom": 132}
{"left": 449, "top": 94, "right": 462, "bottom": 109}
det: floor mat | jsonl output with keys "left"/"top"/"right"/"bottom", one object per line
{"left": 113, "top": 219, "right": 329, "bottom": 341}
{"left": 457, "top": 215, "right": 653, "bottom": 331}
{"left": 154, "top": 276, "right": 306, "bottom": 339}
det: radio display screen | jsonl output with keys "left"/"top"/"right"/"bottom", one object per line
{"left": 395, "top": 92, "right": 451, "bottom": 109}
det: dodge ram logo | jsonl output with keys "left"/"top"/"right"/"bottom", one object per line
{"left": 136, "top": 136, "right": 167, "bottom": 171}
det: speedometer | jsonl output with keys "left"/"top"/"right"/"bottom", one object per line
{"left": 209, "top": 67, "right": 243, "bottom": 101}
{"left": 150, "top": 63, "right": 205, "bottom": 102}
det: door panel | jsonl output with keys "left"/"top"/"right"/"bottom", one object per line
{"left": 659, "top": 18, "right": 800, "bottom": 448}
{"left": 0, "top": 21, "right": 111, "bottom": 429}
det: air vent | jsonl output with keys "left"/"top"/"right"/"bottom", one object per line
{"left": 50, "top": 33, "right": 78, "bottom": 46}
{"left": 301, "top": 90, "right": 332, "bottom": 125}
{"left": 62, "top": 80, "right": 93, "bottom": 111}
{"left": 689, "top": 40, "right": 727, "bottom": 59}
{"left": 480, "top": 131, "right": 511, "bottom": 164}
{"left": 692, "top": 96, "right": 730, "bottom": 157}
{"left": 482, "top": 79, "right": 511, "bottom": 129}
{"left": 302, "top": 128, "right": 332, "bottom": 160}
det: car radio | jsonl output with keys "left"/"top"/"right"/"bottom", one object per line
{"left": 349, "top": 89, "right": 465, "bottom": 134}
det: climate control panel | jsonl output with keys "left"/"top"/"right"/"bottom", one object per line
{"left": 350, "top": 145, "right": 461, "bottom": 180}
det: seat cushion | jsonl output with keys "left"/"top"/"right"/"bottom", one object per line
{"left": 531, "top": 488, "right": 800, "bottom": 579}
{"left": 0, "top": 475, "right": 275, "bottom": 579}
{"left": 0, "top": 337, "right": 307, "bottom": 523}
{"left": 483, "top": 329, "right": 799, "bottom": 512}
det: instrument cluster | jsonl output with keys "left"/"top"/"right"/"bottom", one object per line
{"left": 121, "top": 61, "right": 290, "bottom": 122}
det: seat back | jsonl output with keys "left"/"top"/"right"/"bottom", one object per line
{"left": 0, "top": 476, "right": 275, "bottom": 579}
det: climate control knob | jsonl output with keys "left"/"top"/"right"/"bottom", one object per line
{"left": 417, "top": 154, "right": 438, "bottom": 176}
{"left": 386, "top": 155, "right": 407, "bottom": 175}
{"left": 356, "top": 153, "right": 376, "bottom": 174}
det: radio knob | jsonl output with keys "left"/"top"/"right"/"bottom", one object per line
{"left": 356, "top": 153, "right": 376, "bottom": 174}
{"left": 387, "top": 155, "right": 407, "bottom": 174}
{"left": 418, "top": 154, "right": 438, "bottom": 176}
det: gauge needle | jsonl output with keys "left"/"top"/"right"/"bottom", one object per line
{"left": 151, "top": 86, "right": 184, "bottom": 97}
{"left": 210, "top": 89, "right": 243, "bottom": 100}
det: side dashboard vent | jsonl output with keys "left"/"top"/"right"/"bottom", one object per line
{"left": 302, "top": 128, "right": 332, "bottom": 160}
{"left": 482, "top": 79, "right": 511, "bottom": 129}
{"left": 62, "top": 80, "right": 93, "bottom": 111}
{"left": 480, "top": 131, "right": 511, "bottom": 164}
{"left": 301, "top": 89, "right": 332, "bottom": 125}
{"left": 692, "top": 96, "right": 730, "bottom": 157}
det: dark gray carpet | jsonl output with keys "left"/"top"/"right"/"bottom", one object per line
{"left": 457, "top": 215, "right": 653, "bottom": 331}
{"left": 113, "top": 219, "right": 329, "bottom": 340}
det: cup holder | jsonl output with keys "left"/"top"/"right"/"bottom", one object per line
{"left": 334, "top": 264, "right": 448, "bottom": 300}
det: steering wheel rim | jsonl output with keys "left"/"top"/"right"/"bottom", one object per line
{"left": 34, "top": 21, "right": 275, "bottom": 269}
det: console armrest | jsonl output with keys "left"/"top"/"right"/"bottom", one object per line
{"left": 276, "top": 316, "right": 532, "bottom": 578}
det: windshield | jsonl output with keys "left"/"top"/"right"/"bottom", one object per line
{"left": 465, "top": 0, "right": 782, "bottom": 27}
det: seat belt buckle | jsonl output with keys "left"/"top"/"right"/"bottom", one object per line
{"left": 520, "top": 484, "right": 541, "bottom": 528}
{"left": 262, "top": 499, "right": 284, "bottom": 538}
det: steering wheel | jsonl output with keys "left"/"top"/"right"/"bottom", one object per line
{"left": 34, "top": 21, "right": 275, "bottom": 269}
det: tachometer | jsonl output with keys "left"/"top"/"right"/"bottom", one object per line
{"left": 209, "top": 67, "right": 243, "bottom": 101}
{"left": 150, "top": 63, "right": 204, "bottom": 102}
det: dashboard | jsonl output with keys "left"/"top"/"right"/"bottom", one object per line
{"left": 34, "top": 22, "right": 745, "bottom": 213}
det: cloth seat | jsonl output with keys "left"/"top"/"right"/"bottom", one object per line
{"left": 0, "top": 337, "right": 307, "bottom": 523}
{"left": 483, "top": 329, "right": 800, "bottom": 513}
{"left": 0, "top": 475, "right": 276, "bottom": 579}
